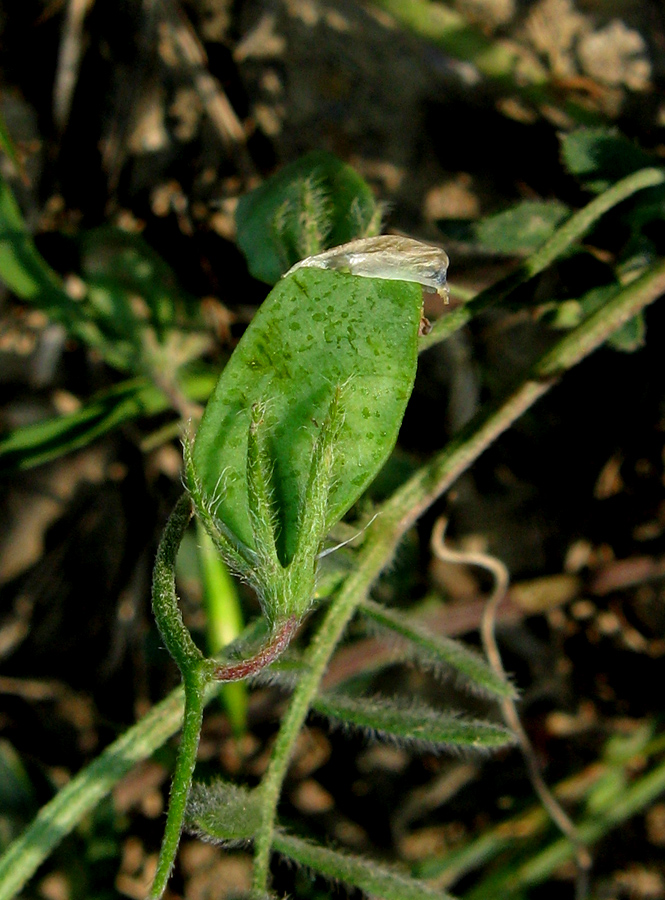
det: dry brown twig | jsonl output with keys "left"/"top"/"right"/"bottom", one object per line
{"left": 430, "top": 516, "right": 592, "bottom": 900}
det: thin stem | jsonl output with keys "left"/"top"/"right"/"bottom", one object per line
{"left": 250, "top": 255, "right": 665, "bottom": 894}
{"left": 0, "top": 684, "right": 188, "bottom": 900}
{"left": 397, "top": 257, "right": 665, "bottom": 528}
{"left": 151, "top": 493, "right": 202, "bottom": 672}
{"left": 420, "top": 166, "right": 665, "bottom": 352}
{"left": 150, "top": 494, "right": 215, "bottom": 898}
{"left": 213, "top": 615, "right": 299, "bottom": 682}
{"left": 150, "top": 666, "right": 207, "bottom": 899}
{"left": 252, "top": 530, "right": 397, "bottom": 890}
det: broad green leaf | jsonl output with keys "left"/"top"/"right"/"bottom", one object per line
{"left": 236, "top": 151, "right": 379, "bottom": 284}
{"left": 188, "top": 780, "right": 457, "bottom": 900}
{"left": 361, "top": 599, "right": 517, "bottom": 700}
{"left": 314, "top": 693, "right": 515, "bottom": 752}
{"left": 474, "top": 201, "right": 570, "bottom": 254}
{"left": 560, "top": 128, "right": 653, "bottom": 191}
{"left": 440, "top": 201, "right": 570, "bottom": 255}
{"left": 192, "top": 268, "right": 422, "bottom": 565}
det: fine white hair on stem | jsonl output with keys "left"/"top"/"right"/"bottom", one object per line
{"left": 209, "top": 465, "right": 232, "bottom": 513}
{"left": 430, "top": 517, "right": 592, "bottom": 900}
{"left": 317, "top": 512, "right": 381, "bottom": 559}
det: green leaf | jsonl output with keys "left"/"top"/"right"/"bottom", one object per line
{"left": 273, "top": 832, "right": 456, "bottom": 900}
{"left": 188, "top": 781, "right": 457, "bottom": 900}
{"left": 313, "top": 693, "right": 515, "bottom": 752}
{"left": 188, "top": 781, "right": 261, "bottom": 843}
{"left": 441, "top": 202, "right": 570, "bottom": 255}
{"left": 474, "top": 201, "right": 570, "bottom": 254}
{"left": 607, "top": 311, "right": 645, "bottom": 352}
{"left": 0, "top": 175, "right": 197, "bottom": 373}
{"left": 0, "top": 740, "right": 36, "bottom": 846}
{"left": 0, "top": 111, "right": 24, "bottom": 177}
{"left": 192, "top": 268, "right": 423, "bottom": 566}
{"left": 0, "top": 173, "right": 74, "bottom": 308}
{"left": 193, "top": 523, "right": 247, "bottom": 735}
{"left": 560, "top": 128, "right": 654, "bottom": 191}
{"left": 361, "top": 599, "right": 517, "bottom": 700}
{"left": 236, "top": 151, "right": 379, "bottom": 284}
{"left": 541, "top": 282, "right": 646, "bottom": 353}
{"left": 79, "top": 227, "right": 189, "bottom": 336}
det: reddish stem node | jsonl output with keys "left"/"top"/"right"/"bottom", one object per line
{"left": 213, "top": 615, "right": 299, "bottom": 682}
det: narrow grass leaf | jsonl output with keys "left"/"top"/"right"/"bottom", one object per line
{"left": 195, "top": 522, "right": 247, "bottom": 735}
{"left": 0, "top": 368, "right": 216, "bottom": 473}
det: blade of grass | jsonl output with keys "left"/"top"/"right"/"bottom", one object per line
{"left": 0, "top": 174, "right": 89, "bottom": 324}
{"left": 415, "top": 731, "right": 665, "bottom": 888}
{"left": 196, "top": 520, "right": 247, "bottom": 735}
{"left": 464, "top": 754, "right": 665, "bottom": 899}
{"left": 0, "top": 368, "right": 217, "bottom": 473}
{"left": 371, "top": 0, "right": 599, "bottom": 124}
{"left": 0, "top": 685, "right": 192, "bottom": 900}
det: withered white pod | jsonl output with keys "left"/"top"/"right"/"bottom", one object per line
{"left": 285, "top": 235, "right": 450, "bottom": 301}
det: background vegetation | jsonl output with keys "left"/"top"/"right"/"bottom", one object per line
{"left": 1, "top": 1, "right": 665, "bottom": 899}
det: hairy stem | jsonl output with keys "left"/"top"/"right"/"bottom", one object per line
{"left": 213, "top": 616, "right": 299, "bottom": 682}
{"left": 151, "top": 493, "right": 202, "bottom": 672}
{"left": 250, "top": 255, "right": 665, "bottom": 893}
{"left": 150, "top": 667, "right": 207, "bottom": 898}
{"left": 421, "top": 166, "right": 665, "bottom": 352}
{"left": 252, "top": 530, "right": 396, "bottom": 889}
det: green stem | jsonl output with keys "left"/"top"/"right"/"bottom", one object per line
{"left": 421, "top": 166, "right": 665, "bottom": 352}
{"left": 151, "top": 493, "right": 301, "bottom": 896}
{"left": 250, "top": 255, "right": 665, "bottom": 893}
{"left": 150, "top": 666, "right": 207, "bottom": 899}
{"left": 0, "top": 684, "right": 187, "bottom": 900}
{"left": 252, "top": 532, "right": 396, "bottom": 890}
{"left": 151, "top": 493, "right": 205, "bottom": 673}
{"left": 149, "top": 494, "right": 215, "bottom": 897}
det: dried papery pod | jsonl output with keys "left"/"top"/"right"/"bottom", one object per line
{"left": 285, "top": 235, "right": 450, "bottom": 300}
